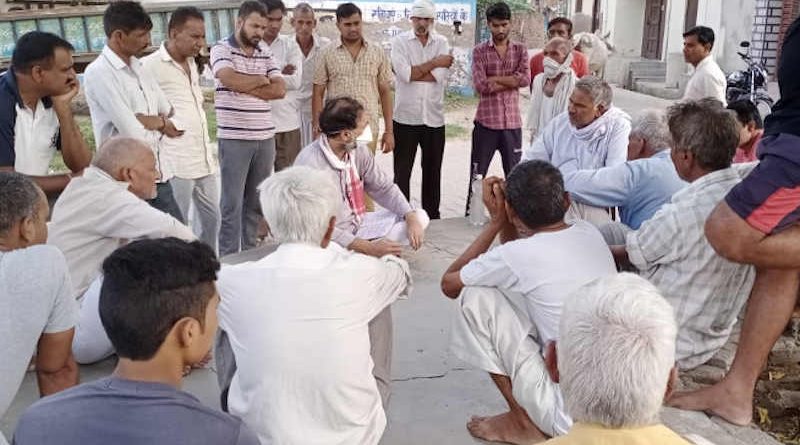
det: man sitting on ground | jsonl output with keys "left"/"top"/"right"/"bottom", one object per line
{"left": 13, "top": 238, "right": 260, "bottom": 445}
{"left": 0, "top": 173, "right": 77, "bottom": 445}
{"left": 48, "top": 137, "right": 195, "bottom": 364}
{"left": 295, "top": 96, "right": 429, "bottom": 259}
{"left": 611, "top": 100, "right": 756, "bottom": 371}
{"left": 217, "top": 166, "right": 411, "bottom": 444}
{"left": 544, "top": 273, "right": 692, "bottom": 444}
{"left": 441, "top": 160, "right": 616, "bottom": 443}
{"left": 522, "top": 76, "right": 631, "bottom": 224}
{"left": 561, "top": 109, "right": 686, "bottom": 243}
{"left": 728, "top": 99, "right": 764, "bottom": 163}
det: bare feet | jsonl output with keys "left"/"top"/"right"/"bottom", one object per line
{"left": 667, "top": 379, "right": 754, "bottom": 426}
{"left": 466, "top": 410, "right": 546, "bottom": 445}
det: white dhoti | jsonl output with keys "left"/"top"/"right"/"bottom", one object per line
{"left": 71, "top": 276, "right": 115, "bottom": 364}
{"left": 356, "top": 209, "right": 430, "bottom": 244}
{"left": 450, "top": 286, "right": 571, "bottom": 437}
{"left": 564, "top": 202, "right": 613, "bottom": 227}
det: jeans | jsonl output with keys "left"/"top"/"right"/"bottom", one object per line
{"left": 171, "top": 174, "right": 220, "bottom": 252}
{"left": 218, "top": 138, "right": 275, "bottom": 256}
{"left": 147, "top": 180, "right": 185, "bottom": 222}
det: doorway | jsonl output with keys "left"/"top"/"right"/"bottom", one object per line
{"left": 642, "top": 0, "right": 666, "bottom": 59}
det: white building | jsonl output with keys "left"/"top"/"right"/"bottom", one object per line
{"left": 561, "top": 0, "right": 798, "bottom": 94}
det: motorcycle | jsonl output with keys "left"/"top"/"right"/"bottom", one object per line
{"left": 726, "top": 41, "right": 773, "bottom": 119}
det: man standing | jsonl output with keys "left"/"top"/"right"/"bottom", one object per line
{"left": 0, "top": 173, "right": 78, "bottom": 445}
{"left": 529, "top": 17, "right": 589, "bottom": 81}
{"left": 260, "top": 0, "right": 304, "bottom": 171}
{"left": 468, "top": 1, "right": 530, "bottom": 214}
{"left": 142, "top": 7, "right": 219, "bottom": 251}
{"left": 391, "top": 0, "right": 452, "bottom": 220}
{"left": 681, "top": 26, "right": 726, "bottom": 104}
{"left": 211, "top": 0, "right": 286, "bottom": 256}
{"left": 83, "top": 0, "right": 184, "bottom": 220}
{"left": 291, "top": 3, "right": 330, "bottom": 148}
{"left": 0, "top": 31, "right": 91, "bottom": 195}
{"left": 312, "top": 3, "right": 394, "bottom": 155}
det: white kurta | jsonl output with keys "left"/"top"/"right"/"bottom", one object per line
{"left": 217, "top": 242, "right": 412, "bottom": 445}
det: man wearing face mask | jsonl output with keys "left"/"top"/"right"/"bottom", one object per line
{"left": 294, "top": 96, "right": 428, "bottom": 407}
{"left": 211, "top": 0, "right": 287, "bottom": 256}
{"left": 48, "top": 137, "right": 196, "bottom": 365}
{"left": 391, "top": 0, "right": 453, "bottom": 220}
{"left": 529, "top": 17, "right": 589, "bottom": 82}
{"left": 523, "top": 76, "right": 630, "bottom": 225}
{"left": 83, "top": 1, "right": 184, "bottom": 221}
{"left": 142, "top": 7, "right": 219, "bottom": 252}
{"left": 525, "top": 37, "right": 576, "bottom": 141}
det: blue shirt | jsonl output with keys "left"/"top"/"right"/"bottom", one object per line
{"left": 12, "top": 377, "right": 260, "bottom": 445}
{"left": 563, "top": 149, "right": 687, "bottom": 229}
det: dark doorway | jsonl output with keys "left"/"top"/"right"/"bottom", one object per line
{"left": 685, "top": 0, "right": 699, "bottom": 31}
{"left": 642, "top": 0, "right": 666, "bottom": 59}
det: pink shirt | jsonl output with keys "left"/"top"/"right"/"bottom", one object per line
{"left": 733, "top": 130, "right": 763, "bottom": 163}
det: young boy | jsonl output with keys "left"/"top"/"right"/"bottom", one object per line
{"left": 12, "top": 238, "right": 259, "bottom": 445}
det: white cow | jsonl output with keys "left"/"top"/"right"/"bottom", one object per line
{"left": 574, "top": 31, "right": 614, "bottom": 78}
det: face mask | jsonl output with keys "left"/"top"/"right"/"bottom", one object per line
{"left": 543, "top": 56, "right": 566, "bottom": 79}
{"left": 343, "top": 132, "right": 358, "bottom": 151}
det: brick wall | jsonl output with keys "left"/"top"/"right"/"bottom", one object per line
{"left": 751, "top": 0, "right": 782, "bottom": 77}
{"left": 752, "top": 0, "right": 800, "bottom": 79}
{"left": 777, "top": 0, "right": 800, "bottom": 70}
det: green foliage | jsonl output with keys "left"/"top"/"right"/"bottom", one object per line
{"left": 445, "top": 124, "right": 470, "bottom": 139}
{"left": 48, "top": 115, "right": 95, "bottom": 174}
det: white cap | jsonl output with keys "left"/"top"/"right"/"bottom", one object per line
{"left": 410, "top": 0, "right": 436, "bottom": 19}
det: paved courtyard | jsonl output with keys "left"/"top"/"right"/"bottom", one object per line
{"left": 0, "top": 88, "right": 781, "bottom": 444}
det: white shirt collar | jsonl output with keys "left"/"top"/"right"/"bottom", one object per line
{"left": 101, "top": 45, "right": 138, "bottom": 71}
{"left": 83, "top": 165, "right": 131, "bottom": 190}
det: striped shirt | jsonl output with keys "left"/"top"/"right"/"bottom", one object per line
{"left": 313, "top": 39, "right": 392, "bottom": 123}
{"left": 211, "top": 35, "right": 282, "bottom": 141}
{"left": 626, "top": 167, "right": 756, "bottom": 370}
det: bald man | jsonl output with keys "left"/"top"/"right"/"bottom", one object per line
{"left": 48, "top": 137, "right": 195, "bottom": 364}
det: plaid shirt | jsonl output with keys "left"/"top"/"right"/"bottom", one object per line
{"left": 313, "top": 39, "right": 392, "bottom": 123}
{"left": 626, "top": 168, "right": 756, "bottom": 370}
{"left": 472, "top": 39, "right": 530, "bottom": 130}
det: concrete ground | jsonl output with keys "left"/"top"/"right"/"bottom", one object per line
{"left": 1, "top": 219, "right": 780, "bottom": 444}
{"left": 0, "top": 88, "right": 780, "bottom": 443}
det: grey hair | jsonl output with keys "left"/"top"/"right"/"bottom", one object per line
{"left": 293, "top": 2, "right": 314, "bottom": 16}
{"left": 630, "top": 110, "right": 672, "bottom": 151}
{"left": 545, "top": 36, "right": 571, "bottom": 56}
{"left": 667, "top": 99, "right": 739, "bottom": 170}
{"left": 0, "top": 172, "right": 42, "bottom": 236}
{"left": 92, "top": 137, "right": 153, "bottom": 176}
{"left": 558, "top": 273, "right": 677, "bottom": 428}
{"left": 574, "top": 76, "right": 613, "bottom": 108}
{"left": 258, "top": 166, "right": 339, "bottom": 245}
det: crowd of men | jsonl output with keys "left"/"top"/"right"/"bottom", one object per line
{"left": 1, "top": 0, "right": 800, "bottom": 443}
